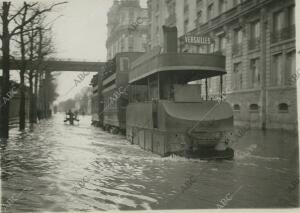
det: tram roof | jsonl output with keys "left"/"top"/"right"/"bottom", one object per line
{"left": 129, "top": 52, "right": 226, "bottom": 84}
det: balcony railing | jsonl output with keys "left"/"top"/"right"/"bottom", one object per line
{"left": 271, "top": 25, "right": 295, "bottom": 43}
{"left": 248, "top": 37, "right": 260, "bottom": 50}
{"left": 232, "top": 43, "right": 242, "bottom": 56}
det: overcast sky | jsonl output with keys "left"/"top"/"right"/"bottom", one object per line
{"left": 52, "top": 0, "right": 112, "bottom": 104}
{"left": 47, "top": 0, "right": 146, "bottom": 104}
{"left": 3, "top": 0, "right": 147, "bottom": 104}
{"left": 53, "top": 0, "right": 111, "bottom": 61}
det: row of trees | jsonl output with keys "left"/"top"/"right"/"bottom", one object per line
{"left": 0, "top": 2, "right": 66, "bottom": 139}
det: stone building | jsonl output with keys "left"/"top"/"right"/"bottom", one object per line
{"left": 147, "top": 0, "right": 296, "bottom": 131}
{"left": 106, "top": 0, "right": 149, "bottom": 60}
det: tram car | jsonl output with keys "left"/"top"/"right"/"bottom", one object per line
{"left": 102, "top": 52, "right": 143, "bottom": 134}
{"left": 90, "top": 74, "right": 101, "bottom": 126}
{"left": 125, "top": 27, "right": 234, "bottom": 159}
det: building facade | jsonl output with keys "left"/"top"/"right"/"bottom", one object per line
{"left": 147, "top": 0, "right": 296, "bottom": 131}
{"left": 106, "top": 0, "right": 149, "bottom": 60}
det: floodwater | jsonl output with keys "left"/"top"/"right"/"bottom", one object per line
{"left": 1, "top": 114, "right": 299, "bottom": 212}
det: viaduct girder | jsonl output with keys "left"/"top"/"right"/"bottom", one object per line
{"left": 0, "top": 57, "right": 106, "bottom": 72}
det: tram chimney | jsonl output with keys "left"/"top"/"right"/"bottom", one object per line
{"left": 162, "top": 26, "right": 178, "bottom": 53}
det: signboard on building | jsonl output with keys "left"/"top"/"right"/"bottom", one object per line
{"left": 184, "top": 36, "right": 212, "bottom": 45}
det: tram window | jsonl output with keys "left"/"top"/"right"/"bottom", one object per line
{"left": 120, "top": 57, "right": 129, "bottom": 72}
{"left": 233, "top": 104, "right": 240, "bottom": 111}
{"left": 149, "top": 75, "right": 159, "bottom": 100}
{"left": 278, "top": 103, "right": 288, "bottom": 113}
{"left": 131, "top": 85, "right": 148, "bottom": 102}
{"left": 249, "top": 104, "right": 259, "bottom": 112}
{"left": 160, "top": 76, "right": 173, "bottom": 100}
{"left": 152, "top": 101, "right": 158, "bottom": 128}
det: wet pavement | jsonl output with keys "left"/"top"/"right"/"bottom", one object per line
{"left": 1, "top": 114, "right": 299, "bottom": 212}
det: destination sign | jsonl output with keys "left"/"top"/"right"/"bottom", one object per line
{"left": 184, "top": 36, "right": 212, "bottom": 45}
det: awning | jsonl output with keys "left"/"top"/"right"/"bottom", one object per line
{"left": 129, "top": 52, "right": 226, "bottom": 84}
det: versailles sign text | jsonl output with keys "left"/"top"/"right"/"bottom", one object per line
{"left": 184, "top": 36, "right": 212, "bottom": 45}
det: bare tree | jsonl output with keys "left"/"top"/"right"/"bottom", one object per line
{"left": 27, "top": 21, "right": 39, "bottom": 124}
{"left": 36, "top": 28, "right": 58, "bottom": 120}
{"left": 0, "top": 1, "right": 67, "bottom": 138}
{"left": 13, "top": 3, "right": 31, "bottom": 130}
{"left": 0, "top": 2, "right": 12, "bottom": 139}
{"left": 25, "top": 15, "right": 56, "bottom": 124}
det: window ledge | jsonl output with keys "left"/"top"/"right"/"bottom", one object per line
{"left": 232, "top": 54, "right": 243, "bottom": 58}
{"left": 248, "top": 48, "right": 260, "bottom": 54}
{"left": 278, "top": 110, "right": 289, "bottom": 113}
{"left": 229, "top": 88, "right": 260, "bottom": 94}
{"left": 267, "top": 86, "right": 296, "bottom": 91}
{"left": 270, "top": 38, "right": 295, "bottom": 48}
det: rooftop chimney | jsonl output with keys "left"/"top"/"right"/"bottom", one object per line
{"left": 162, "top": 26, "right": 178, "bottom": 53}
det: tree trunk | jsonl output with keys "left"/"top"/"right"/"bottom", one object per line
{"left": 29, "top": 74, "right": 35, "bottom": 123}
{"left": 38, "top": 72, "right": 44, "bottom": 119}
{"left": 28, "top": 26, "right": 36, "bottom": 124}
{"left": 36, "top": 28, "right": 44, "bottom": 120}
{"left": 18, "top": 4, "right": 31, "bottom": 130}
{"left": 19, "top": 71, "right": 26, "bottom": 130}
{"left": 19, "top": 23, "right": 27, "bottom": 130}
{"left": 33, "top": 72, "right": 38, "bottom": 123}
{"left": 44, "top": 71, "right": 50, "bottom": 118}
{"left": 0, "top": 2, "right": 11, "bottom": 140}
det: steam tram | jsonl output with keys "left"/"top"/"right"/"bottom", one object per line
{"left": 101, "top": 52, "right": 143, "bottom": 134}
{"left": 91, "top": 74, "right": 101, "bottom": 126}
{"left": 93, "top": 28, "right": 234, "bottom": 159}
{"left": 126, "top": 49, "right": 234, "bottom": 159}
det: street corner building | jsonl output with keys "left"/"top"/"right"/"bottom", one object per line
{"left": 106, "top": 0, "right": 149, "bottom": 60}
{"left": 147, "top": 0, "right": 296, "bottom": 131}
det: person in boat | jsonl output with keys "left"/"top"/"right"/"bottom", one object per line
{"left": 64, "top": 109, "right": 78, "bottom": 125}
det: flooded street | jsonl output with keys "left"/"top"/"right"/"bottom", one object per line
{"left": 1, "top": 114, "right": 299, "bottom": 212}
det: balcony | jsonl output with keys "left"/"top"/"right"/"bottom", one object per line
{"left": 271, "top": 25, "right": 295, "bottom": 43}
{"left": 232, "top": 43, "right": 242, "bottom": 56}
{"left": 248, "top": 37, "right": 260, "bottom": 50}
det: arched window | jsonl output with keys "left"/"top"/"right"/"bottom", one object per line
{"left": 233, "top": 104, "right": 240, "bottom": 111}
{"left": 278, "top": 103, "right": 288, "bottom": 113}
{"left": 249, "top": 104, "right": 259, "bottom": 112}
